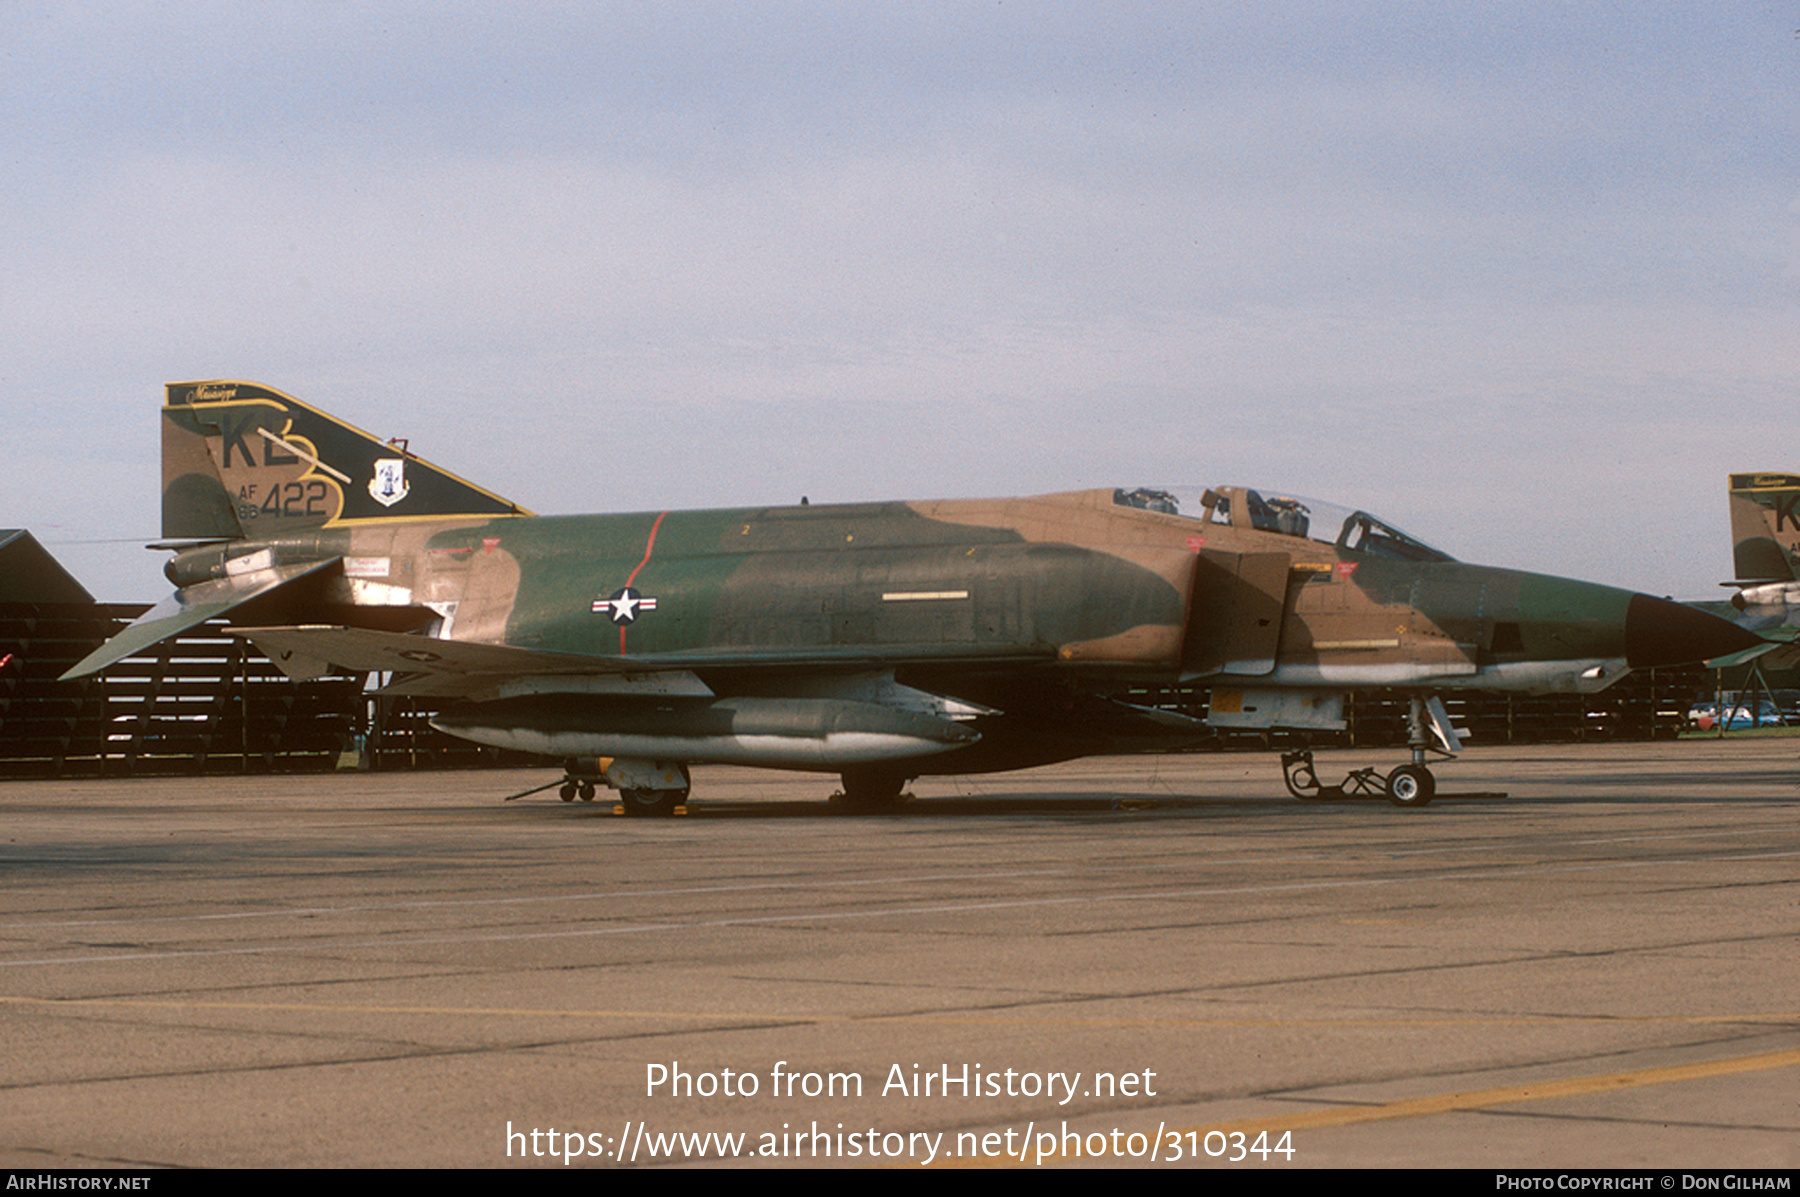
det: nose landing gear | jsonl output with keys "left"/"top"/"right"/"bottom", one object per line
{"left": 1281, "top": 694, "right": 1458, "bottom": 808}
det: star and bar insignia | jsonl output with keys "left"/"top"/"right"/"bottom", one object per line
{"left": 592, "top": 586, "right": 658, "bottom": 625}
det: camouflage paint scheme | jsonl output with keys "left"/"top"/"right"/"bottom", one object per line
{"left": 65, "top": 382, "right": 1757, "bottom": 809}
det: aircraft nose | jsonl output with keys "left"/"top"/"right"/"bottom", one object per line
{"left": 1624, "top": 593, "right": 1761, "bottom": 668}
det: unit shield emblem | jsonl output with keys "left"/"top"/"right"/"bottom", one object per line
{"left": 370, "top": 458, "right": 409, "bottom": 507}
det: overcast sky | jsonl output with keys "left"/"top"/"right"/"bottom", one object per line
{"left": 3, "top": 3, "right": 1793, "bottom": 600}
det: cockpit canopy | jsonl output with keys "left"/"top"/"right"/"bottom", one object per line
{"left": 1113, "top": 485, "right": 1454, "bottom": 563}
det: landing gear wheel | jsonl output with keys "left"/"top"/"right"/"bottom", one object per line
{"left": 616, "top": 764, "right": 690, "bottom": 817}
{"left": 559, "top": 781, "right": 578, "bottom": 802}
{"left": 619, "top": 788, "right": 680, "bottom": 817}
{"left": 836, "top": 767, "right": 910, "bottom": 812}
{"left": 1385, "top": 764, "right": 1435, "bottom": 808}
{"left": 578, "top": 780, "right": 597, "bottom": 802}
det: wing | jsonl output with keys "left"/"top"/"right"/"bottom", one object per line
{"left": 233, "top": 624, "right": 660, "bottom": 696}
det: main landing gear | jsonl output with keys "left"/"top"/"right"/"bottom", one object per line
{"left": 504, "top": 758, "right": 692, "bottom": 816}
{"left": 831, "top": 766, "right": 914, "bottom": 812}
{"left": 1281, "top": 695, "right": 1455, "bottom": 808}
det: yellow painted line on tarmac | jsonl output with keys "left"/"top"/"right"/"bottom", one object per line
{"left": 7, "top": 993, "right": 1798, "bottom": 1166}
{"left": 955, "top": 1047, "right": 1800, "bottom": 1166}
{"left": 1199, "top": 1046, "right": 1800, "bottom": 1136}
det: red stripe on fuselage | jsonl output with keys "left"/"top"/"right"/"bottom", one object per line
{"left": 621, "top": 511, "right": 670, "bottom": 654}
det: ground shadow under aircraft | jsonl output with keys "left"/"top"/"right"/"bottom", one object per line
{"left": 499, "top": 788, "right": 1515, "bottom": 820}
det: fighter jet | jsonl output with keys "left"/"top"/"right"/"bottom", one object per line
{"left": 1699, "top": 472, "right": 1800, "bottom": 675}
{"left": 1725, "top": 473, "right": 1800, "bottom": 618}
{"left": 63, "top": 381, "right": 1757, "bottom": 811}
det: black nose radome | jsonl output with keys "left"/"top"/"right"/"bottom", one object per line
{"left": 1625, "top": 594, "right": 1762, "bottom": 668}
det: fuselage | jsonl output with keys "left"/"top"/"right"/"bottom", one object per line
{"left": 165, "top": 486, "right": 1725, "bottom": 701}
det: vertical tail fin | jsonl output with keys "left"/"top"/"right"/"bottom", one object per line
{"left": 1728, "top": 473, "right": 1800, "bottom": 584}
{"left": 160, "top": 380, "right": 530, "bottom": 541}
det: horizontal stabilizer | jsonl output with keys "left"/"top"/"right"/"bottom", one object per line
{"left": 60, "top": 558, "right": 341, "bottom": 680}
